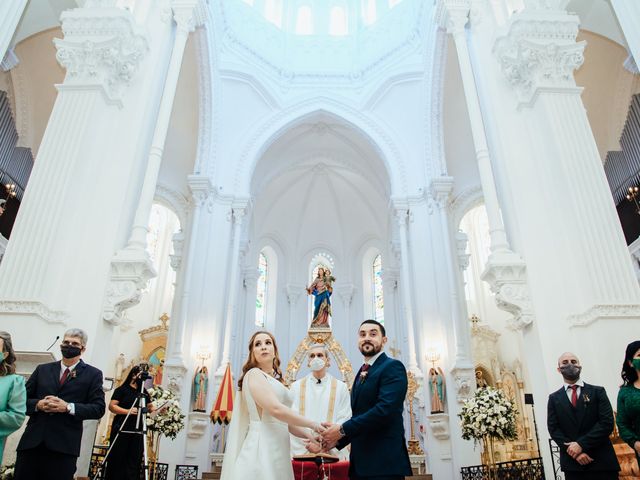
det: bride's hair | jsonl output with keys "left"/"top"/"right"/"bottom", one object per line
{"left": 238, "top": 330, "right": 284, "bottom": 390}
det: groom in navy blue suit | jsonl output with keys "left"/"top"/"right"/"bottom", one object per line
{"left": 322, "top": 319, "right": 412, "bottom": 480}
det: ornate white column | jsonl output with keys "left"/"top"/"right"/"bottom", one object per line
{"left": 103, "top": 0, "right": 199, "bottom": 325}
{"left": 243, "top": 267, "right": 260, "bottom": 327}
{"left": 0, "top": 1, "right": 27, "bottom": 64}
{"left": 0, "top": 6, "right": 148, "bottom": 328}
{"left": 437, "top": 0, "right": 535, "bottom": 332}
{"left": 610, "top": 0, "right": 640, "bottom": 73}
{"left": 216, "top": 204, "right": 247, "bottom": 376}
{"left": 393, "top": 205, "right": 419, "bottom": 374}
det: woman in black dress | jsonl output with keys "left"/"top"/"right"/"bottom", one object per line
{"left": 105, "top": 365, "right": 155, "bottom": 480}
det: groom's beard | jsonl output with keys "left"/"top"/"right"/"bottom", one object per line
{"left": 359, "top": 341, "right": 382, "bottom": 358}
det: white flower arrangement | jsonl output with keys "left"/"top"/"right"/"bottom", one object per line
{"left": 458, "top": 387, "right": 517, "bottom": 443}
{"left": 147, "top": 386, "right": 185, "bottom": 440}
{"left": 0, "top": 464, "right": 14, "bottom": 480}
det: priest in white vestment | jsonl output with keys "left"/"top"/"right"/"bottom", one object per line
{"left": 290, "top": 344, "right": 351, "bottom": 460}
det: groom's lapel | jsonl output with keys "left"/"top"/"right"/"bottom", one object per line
{"left": 352, "top": 353, "right": 388, "bottom": 407}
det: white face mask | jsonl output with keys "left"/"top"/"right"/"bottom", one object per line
{"left": 309, "top": 357, "right": 325, "bottom": 371}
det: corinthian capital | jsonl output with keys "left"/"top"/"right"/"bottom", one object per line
{"left": 435, "top": 0, "right": 470, "bottom": 35}
{"left": 493, "top": 9, "right": 584, "bottom": 107}
{"left": 54, "top": 8, "right": 148, "bottom": 106}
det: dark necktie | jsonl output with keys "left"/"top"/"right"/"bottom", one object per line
{"left": 569, "top": 384, "right": 578, "bottom": 407}
{"left": 359, "top": 364, "right": 370, "bottom": 384}
{"left": 60, "top": 368, "right": 70, "bottom": 385}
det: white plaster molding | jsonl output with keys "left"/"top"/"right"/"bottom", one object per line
{"left": 0, "top": 300, "right": 68, "bottom": 325}
{"left": 54, "top": 8, "right": 149, "bottom": 106}
{"left": 163, "top": 361, "right": 188, "bottom": 399}
{"left": 493, "top": 11, "right": 585, "bottom": 107}
{"left": 450, "top": 365, "right": 475, "bottom": 403}
{"left": 429, "top": 176, "right": 454, "bottom": 211}
{"left": 450, "top": 185, "right": 483, "bottom": 228}
{"left": 428, "top": 27, "right": 448, "bottom": 178}
{"left": 1, "top": 48, "right": 19, "bottom": 72}
{"left": 481, "top": 253, "right": 535, "bottom": 330}
{"left": 193, "top": 27, "right": 213, "bottom": 176}
{"left": 243, "top": 267, "right": 260, "bottom": 288}
{"left": 187, "top": 411, "right": 210, "bottom": 438}
{"left": 426, "top": 413, "right": 450, "bottom": 440}
{"left": 522, "top": 0, "right": 569, "bottom": 10}
{"left": 170, "top": 230, "right": 185, "bottom": 271}
{"left": 567, "top": 304, "right": 640, "bottom": 327}
{"left": 623, "top": 54, "right": 639, "bottom": 75}
{"left": 155, "top": 183, "right": 190, "bottom": 228}
{"left": 455, "top": 230, "right": 470, "bottom": 271}
{"left": 336, "top": 283, "right": 355, "bottom": 307}
{"left": 102, "top": 248, "right": 156, "bottom": 325}
{"left": 286, "top": 284, "right": 304, "bottom": 306}
{"left": 188, "top": 174, "right": 216, "bottom": 212}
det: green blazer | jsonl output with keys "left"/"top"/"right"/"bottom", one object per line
{"left": 0, "top": 374, "right": 26, "bottom": 460}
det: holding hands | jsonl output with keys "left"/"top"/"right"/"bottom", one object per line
{"left": 37, "top": 395, "right": 69, "bottom": 413}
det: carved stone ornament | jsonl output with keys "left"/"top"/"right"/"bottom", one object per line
{"left": 493, "top": 10, "right": 584, "bottom": 107}
{"left": 102, "top": 248, "right": 156, "bottom": 325}
{"left": 567, "top": 304, "right": 640, "bottom": 328}
{"left": 163, "top": 361, "right": 188, "bottom": 399}
{"left": 286, "top": 284, "right": 303, "bottom": 305}
{"left": 0, "top": 300, "right": 69, "bottom": 325}
{"left": 481, "top": 253, "right": 535, "bottom": 330}
{"left": 337, "top": 284, "right": 355, "bottom": 307}
{"left": 455, "top": 230, "right": 470, "bottom": 271}
{"left": 170, "top": 230, "right": 185, "bottom": 271}
{"left": 450, "top": 366, "right": 475, "bottom": 403}
{"left": 54, "top": 8, "right": 148, "bottom": 106}
{"left": 427, "top": 413, "right": 450, "bottom": 440}
{"left": 187, "top": 411, "right": 210, "bottom": 438}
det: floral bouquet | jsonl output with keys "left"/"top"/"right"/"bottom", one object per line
{"left": 147, "top": 386, "right": 185, "bottom": 440}
{"left": 458, "top": 387, "right": 517, "bottom": 443}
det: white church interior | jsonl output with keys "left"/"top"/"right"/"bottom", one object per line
{"left": 1, "top": 0, "right": 640, "bottom": 479}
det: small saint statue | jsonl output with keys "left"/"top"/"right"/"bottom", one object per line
{"left": 428, "top": 367, "right": 445, "bottom": 414}
{"left": 193, "top": 365, "right": 209, "bottom": 412}
{"left": 306, "top": 267, "right": 335, "bottom": 328}
{"left": 475, "top": 369, "right": 489, "bottom": 389}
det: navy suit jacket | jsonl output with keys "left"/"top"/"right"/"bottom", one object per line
{"left": 337, "top": 352, "right": 412, "bottom": 478}
{"left": 547, "top": 383, "right": 619, "bottom": 473}
{"left": 18, "top": 359, "right": 105, "bottom": 457}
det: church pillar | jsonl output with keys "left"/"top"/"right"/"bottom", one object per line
{"left": 217, "top": 204, "right": 247, "bottom": 376}
{"left": 240, "top": 266, "right": 260, "bottom": 356}
{"left": 104, "top": 0, "right": 199, "bottom": 326}
{"left": 0, "top": 0, "right": 26, "bottom": 63}
{"left": 393, "top": 206, "right": 420, "bottom": 374}
{"left": 610, "top": 0, "right": 640, "bottom": 73}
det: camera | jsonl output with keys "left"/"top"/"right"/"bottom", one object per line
{"left": 137, "top": 362, "right": 152, "bottom": 381}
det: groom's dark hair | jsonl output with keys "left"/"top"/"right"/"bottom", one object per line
{"left": 360, "top": 319, "right": 386, "bottom": 337}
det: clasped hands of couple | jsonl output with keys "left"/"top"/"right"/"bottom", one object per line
{"left": 564, "top": 441, "right": 593, "bottom": 466}
{"left": 303, "top": 422, "right": 344, "bottom": 454}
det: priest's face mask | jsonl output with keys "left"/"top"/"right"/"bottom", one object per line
{"left": 308, "top": 348, "right": 329, "bottom": 372}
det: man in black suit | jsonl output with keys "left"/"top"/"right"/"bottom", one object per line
{"left": 14, "top": 328, "right": 106, "bottom": 480}
{"left": 322, "top": 319, "right": 412, "bottom": 480}
{"left": 547, "top": 351, "right": 620, "bottom": 480}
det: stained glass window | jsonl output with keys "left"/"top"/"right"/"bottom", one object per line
{"left": 329, "top": 7, "right": 348, "bottom": 36}
{"left": 296, "top": 5, "right": 313, "bottom": 35}
{"left": 256, "top": 252, "right": 268, "bottom": 327}
{"left": 373, "top": 254, "right": 384, "bottom": 324}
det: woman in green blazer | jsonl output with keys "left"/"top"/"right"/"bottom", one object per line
{"left": 617, "top": 340, "right": 640, "bottom": 464}
{"left": 0, "top": 331, "right": 26, "bottom": 461}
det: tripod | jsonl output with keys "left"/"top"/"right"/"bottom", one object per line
{"left": 93, "top": 379, "right": 151, "bottom": 480}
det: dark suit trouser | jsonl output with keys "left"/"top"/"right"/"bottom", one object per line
{"left": 564, "top": 472, "right": 619, "bottom": 480}
{"left": 14, "top": 443, "right": 77, "bottom": 480}
{"left": 350, "top": 476, "right": 404, "bottom": 480}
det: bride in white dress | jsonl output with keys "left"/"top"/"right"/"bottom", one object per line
{"left": 220, "top": 331, "right": 324, "bottom": 480}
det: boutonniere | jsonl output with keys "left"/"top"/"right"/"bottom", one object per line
{"left": 359, "top": 371, "right": 368, "bottom": 383}
{"left": 583, "top": 393, "right": 590, "bottom": 404}
{"left": 69, "top": 370, "right": 77, "bottom": 380}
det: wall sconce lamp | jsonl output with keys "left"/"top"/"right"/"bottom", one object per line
{"left": 103, "top": 377, "right": 115, "bottom": 392}
{"left": 425, "top": 348, "right": 441, "bottom": 368}
{"left": 196, "top": 346, "right": 212, "bottom": 366}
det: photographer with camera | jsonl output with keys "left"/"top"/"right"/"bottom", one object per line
{"left": 104, "top": 365, "right": 155, "bottom": 480}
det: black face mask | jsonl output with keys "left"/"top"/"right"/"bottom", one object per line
{"left": 559, "top": 364, "right": 581, "bottom": 381}
{"left": 60, "top": 344, "right": 82, "bottom": 359}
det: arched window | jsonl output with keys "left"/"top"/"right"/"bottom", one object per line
{"left": 295, "top": 5, "right": 313, "bottom": 35}
{"left": 372, "top": 254, "right": 384, "bottom": 323}
{"left": 329, "top": 6, "right": 348, "bottom": 36}
{"left": 362, "top": 0, "right": 377, "bottom": 25}
{"left": 255, "top": 252, "right": 268, "bottom": 327}
{"left": 265, "top": 0, "right": 283, "bottom": 27}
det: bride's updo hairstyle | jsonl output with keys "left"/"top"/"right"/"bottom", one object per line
{"left": 238, "top": 330, "right": 284, "bottom": 390}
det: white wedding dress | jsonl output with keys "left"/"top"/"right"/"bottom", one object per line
{"left": 220, "top": 368, "right": 294, "bottom": 480}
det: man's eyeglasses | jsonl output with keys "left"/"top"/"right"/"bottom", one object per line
{"left": 61, "top": 341, "right": 83, "bottom": 348}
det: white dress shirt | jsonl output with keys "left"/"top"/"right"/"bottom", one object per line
{"left": 563, "top": 379, "right": 584, "bottom": 404}
{"left": 59, "top": 360, "right": 80, "bottom": 415}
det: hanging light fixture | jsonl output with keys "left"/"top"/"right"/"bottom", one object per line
{"left": 626, "top": 186, "right": 640, "bottom": 214}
